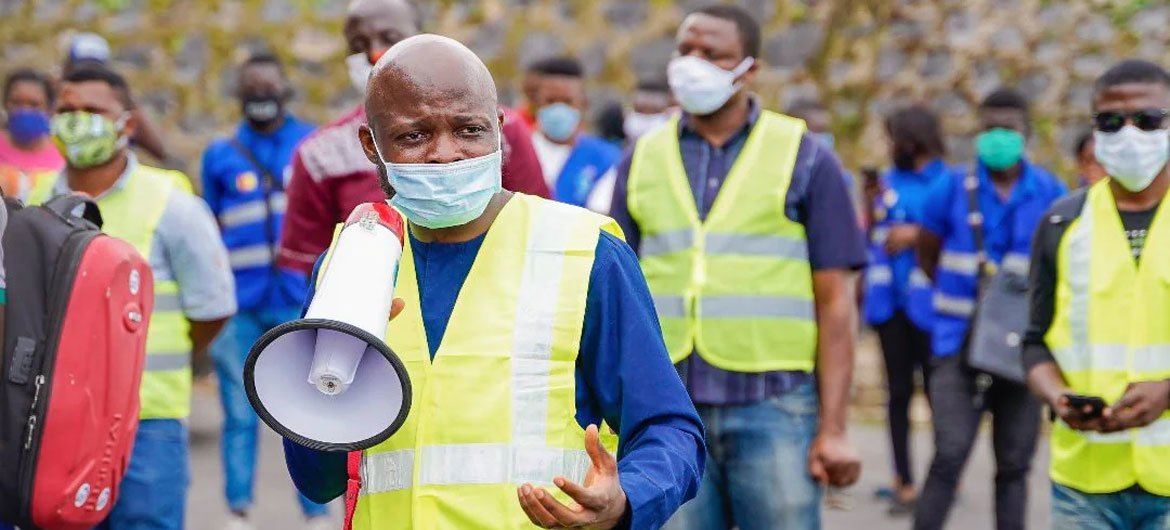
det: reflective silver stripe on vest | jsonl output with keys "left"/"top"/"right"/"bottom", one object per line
{"left": 933, "top": 292, "right": 975, "bottom": 317}
{"left": 1076, "top": 418, "right": 1170, "bottom": 446}
{"left": 218, "top": 193, "right": 287, "bottom": 228}
{"left": 145, "top": 352, "right": 190, "bottom": 372}
{"left": 360, "top": 449, "right": 415, "bottom": 495}
{"left": 652, "top": 295, "right": 687, "bottom": 318}
{"left": 228, "top": 244, "right": 278, "bottom": 269}
{"left": 939, "top": 251, "right": 980, "bottom": 276}
{"left": 510, "top": 205, "right": 573, "bottom": 446}
{"left": 641, "top": 229, "right": 694, "bottom": 257}
{"left": 705, "top": 234, "right": 809, "bottom": 260}
{"left": 154, "top": 292, "right": 182, "bottom": 313}
{"left": 1133, "top": 345, "right": 1170, "bottom": 373}
{"left": 701, "top": 295, "right": 815, "bottom": 320}
{"left": 1001, "top": 253, "right": 1031, "bottom": 276}
{"left": 866, "top": 265, "right": 893, "bottom": 286}
{"left": 414, "top": 444, "right": 590, "bottom": 487}
{"left": 1059, "top": 203, "right": 1095, "bottom": 378}
{"left": 910, "top": 268, "right": 931, "bottom": 288}
{"left": 1052, "top": 344, "right": 1128, "bottom": 372}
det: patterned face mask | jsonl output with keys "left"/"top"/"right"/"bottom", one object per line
{"left": 50, "top": 111, "right": 129, "bottom": 169}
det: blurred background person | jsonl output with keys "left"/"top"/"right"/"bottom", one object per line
{"left": 863, "top": 104, "right": 948, "bottom": 515}
{"left": 1073, "top": 129, "right": 1108, "bottom": 188}
{"left": 622, "top": 79, "right": 674, "bottom": 144}
{"left": 516, "top": 60, "right": 543, "bottom": 129}
{"left": 789, "top": 97, "right": 860, "bottom": 215}
{"left": 199, "top": 53, "right": 328, "bottom": 530}
{"left": 278, "top": 0, "right": 548, "bottom": 276}
{"left": 64, "top": 32, "right": 173, "bottom": 168}
{"left": 0, "top": 68, "right": 63, "bottom": 199}
{"left": 914, "top": 87, "right": 1067, "bottom": 530}
{"left": 612, "top": 5, "right": 866, "bottom": 528}
{"left": 527, "top": 55, "right": 620, "bottom": 212}
{"left": 595, "top": 101, "right": 627, "bottom": 149}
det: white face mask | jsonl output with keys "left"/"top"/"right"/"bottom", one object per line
{"left": 371, "top": 134, "right": 503, "bottom": 229}
{"left": 346, "top": 53, "right": 373, "bottom": 95}
{"left": 667, "top": 56, "right": 754, "bottom": 116}
{"left": 623, "top": 111, "right": 670, "bottom": 141}
{"left": 1094, "top": 124, "right": 1170, "bottom": 192}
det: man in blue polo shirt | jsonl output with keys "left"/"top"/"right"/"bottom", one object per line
{"left": 863, "top": 104, "right": 949, "bottom": 514}
{"left": 913, "top": 88, "right": 1066, "bottom": 530}
{"left": 200, "top": 53, "right": 325, "bottom": 530}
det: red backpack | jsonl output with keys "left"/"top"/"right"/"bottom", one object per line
{"left": 0, "top": 195, "right": 152, "bottom": 530}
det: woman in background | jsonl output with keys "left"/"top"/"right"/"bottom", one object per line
{"left": 0, "top": 69, "right": 63, "bottom": 200}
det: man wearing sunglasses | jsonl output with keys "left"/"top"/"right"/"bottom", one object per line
{"left": 1024, "top": 59, "right": 1170, "bottom": 530}
{"left": 914, "top": 87, "right": 1067, "bottom": 530}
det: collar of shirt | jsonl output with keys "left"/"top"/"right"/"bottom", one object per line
{"left": 975, "top": 157, "right": 1041, "bottom": 207}
{"left": 677, "top": 96, "right": 760, "bottom": 146}
{"left": 236, "top": 114, "right": 305, "bottom": 143}
{"left": 53, "top": 151, "right": 139, "bottom": 199}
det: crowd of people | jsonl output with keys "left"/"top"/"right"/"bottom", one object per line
{"left": 2, "top": 1, "right": 1170, "bottom": 530}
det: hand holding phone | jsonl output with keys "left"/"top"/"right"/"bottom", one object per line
{"left": 1063, "top": 394, "right": 1107, "bottom": 420}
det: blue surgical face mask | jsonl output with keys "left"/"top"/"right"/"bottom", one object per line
{"left": 537, "top": 103, "right": 581, "bottom": 143}
{"left": 372, "top": 134, "right": 503, "bottom": 229}
{"left": 7, "top": 109, "right": 50, "bottom": 145}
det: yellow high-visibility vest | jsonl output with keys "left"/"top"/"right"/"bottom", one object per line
{"left": 625, "top": 110, "right": 816, "bottom": 372}
{"left": 344, "top": 194, "right": 621, "bottom": 529}
{"left": 29, "top": 165, "right": 194, "bottom": 419}
{"left": 1046, "top": 180, "right": 1170, "bottom": 495}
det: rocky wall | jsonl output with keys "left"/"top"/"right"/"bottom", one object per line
{"left": 1, "top": 0, "right": 1167, "bottom": 180}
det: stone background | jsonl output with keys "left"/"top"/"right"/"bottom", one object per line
{"left": 1, "top": 0, "right": 1167, "bottom": 181}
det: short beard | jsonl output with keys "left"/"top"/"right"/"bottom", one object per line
{"left": 376, "top": 164, "right": 396, "bottom": 200}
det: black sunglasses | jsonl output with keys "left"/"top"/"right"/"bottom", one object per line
{"left": 1092, "top": 108, "right": 1169, "bottom": 133}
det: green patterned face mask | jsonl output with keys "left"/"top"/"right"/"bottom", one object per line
{"left": 50, "top": 111, "right": 129, "bottom": 169}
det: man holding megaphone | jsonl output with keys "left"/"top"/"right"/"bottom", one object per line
{"left": 270, "top": 35, "right": 706, "bottom": 530}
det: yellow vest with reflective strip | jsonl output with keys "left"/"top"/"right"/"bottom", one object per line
{"left": 338, "top": 194, "right": 621, "bottom": 530}
{"left": 626, "top": 110, "right": 816, "bottom": 372}
{"left": 1046, "top": 180, "right": 1170, "bottom": 495}
{"left": 28, "top": 165, "right": 194, "bottom": 419}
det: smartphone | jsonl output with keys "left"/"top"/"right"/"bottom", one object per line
{"left": 1064, "top": 394, "right": 1107, "bottom": 419}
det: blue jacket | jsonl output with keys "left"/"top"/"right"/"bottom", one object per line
{"left": 201, "top": 116, "right": 315, "bottom": 311}
{"left": 863, "top": 158, "right": 950, "bottom": 330}
{"left": 553, "top": 134, "right": 621, "bottom": 207}
{"left": 921, "top": 159, "right": 1066, "bottom": 357}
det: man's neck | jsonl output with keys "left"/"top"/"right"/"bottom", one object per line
{"left": 913, "top": 155, "right": 936, "bottom": 173}
{"left": 250, "top": 115, "right": 286, "bottom": 135}
{"left": 687, "top": 93, "right": 750, "bottom": 148}
{"left": 409, "top": 191, "right": 512, "bottom": 244}
{"left": 65, "top": 152, "right": 129, "bottom": 198}
{"left": 542, "top": 130, "right": 577, "bottom": 147}
{"left": 988, "top": 163, "right": 1022, "bottom": 199}
{"left": 1112, "top": 169, "right": 1169, "bottom": 212}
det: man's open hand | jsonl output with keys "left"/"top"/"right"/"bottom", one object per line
{"left": 517, "top": 424, "right": 628, "bottom": 529}
{"left": 1101, "top": 381, "right": 1170, "bottom": 433}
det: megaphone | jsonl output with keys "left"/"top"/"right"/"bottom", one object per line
{"left": 244, "top": 202, "right": 412, "bottom": 452}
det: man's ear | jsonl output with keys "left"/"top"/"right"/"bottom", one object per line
{"left": 497, "top": 108, "right": 506, "bottom": 137}
{"left": 121, "top": 108, "right": 140, "bottom": 141}
{"left": 358, "top": 124, "right": 381, "bottom": 165}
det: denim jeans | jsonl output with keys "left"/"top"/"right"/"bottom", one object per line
{"left": 914, "top": 355, "right": 1040, "bottom": 530}
{"left": 1052, "top": 483, "right": 1170, "bottom": 530}
{"left": 210, "top": 307, "right": 328, "bottom": 518}
{"left": 95, "top": 420, "right": 189, "bottom": 530}
{"left": 664, "top": 381, "right": 822, "bottom": 530}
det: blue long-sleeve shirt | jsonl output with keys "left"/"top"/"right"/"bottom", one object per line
{"left": 283, "top": 229, "right": 706, "bottom": 529}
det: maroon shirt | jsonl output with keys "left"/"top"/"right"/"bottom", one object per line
{"left": 277, "top": 105, "right": 550, "bottom": 274}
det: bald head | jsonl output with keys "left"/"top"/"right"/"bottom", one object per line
{"left": 358, "top": 35, "right": 504, "bottom": 195}
{"left": 345, "top": 0, "right": 419, "bottom": 62}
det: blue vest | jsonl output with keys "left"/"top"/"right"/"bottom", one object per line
{"left": 553, "top": 134, "right": 621, "bottom": 207}
{"left": 930, "top": 161, "right": 1065, "bottom": 357}
{"left": 863, "top": 159, "right": 948, "bottom": 330}
{"left": 201, "top": 117, "right": 315, "bottom": 311}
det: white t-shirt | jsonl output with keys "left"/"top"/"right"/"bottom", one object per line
{"left": 530, "top": 131, "right": 573, "bottom": 191}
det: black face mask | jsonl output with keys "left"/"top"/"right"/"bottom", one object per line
{"left": 242, "top": 94, "right": 284, "bottom": 128}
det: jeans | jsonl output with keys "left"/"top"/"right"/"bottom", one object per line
{"left": 1052, "top": 483, "right": 1170, "bottom": 530}
{"left": 664, "top": 381, "right": 822, "bottom": 530}
{"left": 210, "top": 307, "right": 328, "bottom": 517}
{"left": 875, "top": 311, "right": 932, "bottom": 487}
{"left": 95, "top": 420, "right": 189, "bottom": 530}
{"left": 913, "top": 355, "right": 1040, "bottom": 530}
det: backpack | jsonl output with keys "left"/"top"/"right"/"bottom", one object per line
{"left": 0, "top": 194, "right": 152, "bottom": 530}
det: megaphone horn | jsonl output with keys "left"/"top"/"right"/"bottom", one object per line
{"left": 244, "top": 202, "right": 412, "bottom": 452}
